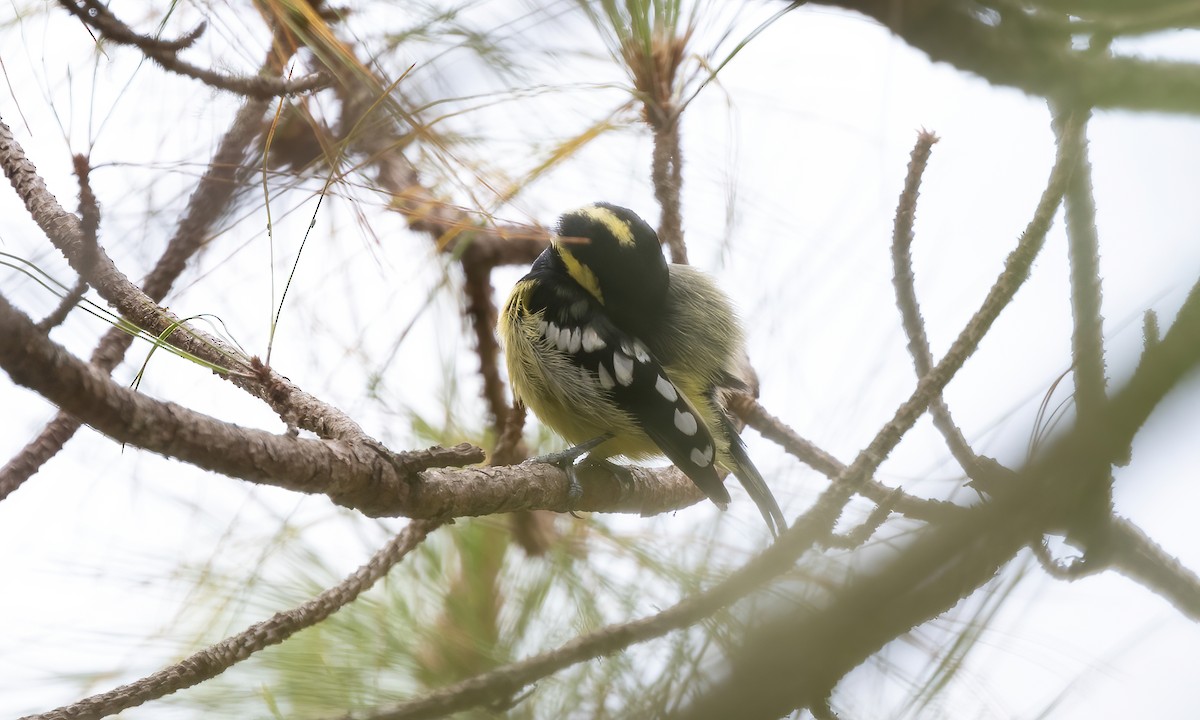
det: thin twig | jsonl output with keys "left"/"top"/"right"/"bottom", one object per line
{"left": 652, "top": 118, "right": 688, "bottom": 264}
{"left": 728, "top": 394, "right": 961, "bottom": 524}
{"left": 821, "top": 489, "right": 899, "bottom": 549}
{"left": 1053, "top": 103, "right": 1108, "bottom": 419}
{"left": 462, "top": 259, "right": 508, "bottom": 434}
{"left": 889, "top": 129, "right": 993, "bottom": 483}
{"left": 34, "top": 154, "right": 100, "bottom": 331}
{"left": 34, "top": 278, "right": 88, "bottom": 332}
{"left": 1108, "top": 515, "right": 1200, "bottom": 621}
{"left": 23, "top": 520, "right": 443, "bottom": 720}
{"left": 60, "top": 0, "right": 329, "bottom": 99}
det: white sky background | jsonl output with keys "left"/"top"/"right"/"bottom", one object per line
{"left": 2, "top": 1, "right": 1200, "bottom": 717}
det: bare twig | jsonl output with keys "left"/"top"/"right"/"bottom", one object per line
{"left": 59, "top": 0, "right": 329, "bottom": 99}
{"left": 1053, "top": 105, "right": 1108, "bottom": 419}
{"left": 2, "top": 68, "right": 276, "bottom": 500}
{"left": 821, "top": 489, "right": 899, "bottom": 549}
{"left": 1108, "top": 516, "right": 1200, "bottom": 621}
{"left": 24, "top": 519, "right": 443, "bottom": 720}
{"left": 1143, "top": 309, "right": 1160, "bottom": 349}
{"left": 1051, "top": 103, "right": 1113, "bottom": 545}
{"left": 34, "top": 278, "right": 88, "bottom": 332}
{"left": 652, "top": 118, "right": 688, "bottom": 264}
{"left": 462, "top": 259, "right": 507, "bottom": 434}
{"left": 34, "top": 154, "right": 99, "bottom": 332}
{"left": 889, "top": 129, "right": 989, "bottom": 479}
{"left": 728, "top": 394, "right": 962, "bottom": 524}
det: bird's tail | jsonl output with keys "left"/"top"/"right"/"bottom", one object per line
{"left": 720, "top": 413, "right": 786, "bottom": 538}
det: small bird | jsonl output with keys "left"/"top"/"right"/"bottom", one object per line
{"left": 498, "top": 203, "right": 786, "bottom": 537}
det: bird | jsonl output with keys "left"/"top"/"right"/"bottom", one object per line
{"left": 498, "top": 202, "right": 786, "bottom": 537}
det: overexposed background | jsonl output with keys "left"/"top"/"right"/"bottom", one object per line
{"left": 2, "top": 1, "right": 1199, "bottom": 717}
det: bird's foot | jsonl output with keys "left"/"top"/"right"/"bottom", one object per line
{"left": 524, "top": 434, "right": 612, "bottom": 511}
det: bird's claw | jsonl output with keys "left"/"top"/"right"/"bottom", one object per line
{"left": 525, "top": 434, "right": 611, "bottom": 511}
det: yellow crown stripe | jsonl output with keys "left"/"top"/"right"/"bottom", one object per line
{"left": 578, "top": 205, "right": 634, "bottom": 246}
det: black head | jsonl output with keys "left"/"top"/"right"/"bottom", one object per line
{"left": 553, "top": 203, "right": 668, "bottom": 336}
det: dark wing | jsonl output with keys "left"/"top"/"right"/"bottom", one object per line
{"left": 526, "top": 280, "right": 731, "bottom": 506}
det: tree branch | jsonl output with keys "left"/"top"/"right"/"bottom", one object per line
{"left": 2, "top": 53, "right": 289, "bottom": 500}
{"left": 0, "top": 293, "right": 721, "bottom": 518}
{"left": 1108, "top": 516, "right": 1200, "bottom": 621}
{"left": 729, "top": 394, "right": 962, "bottom": 524}
{"left": 0, "top": 113, "right": 389, "bottom": 444}
{"left": 811, "top": 0, "right": 1200, "bottom": 116}
{"left": 24, "top": 519, "right": 444, "bottom": 720}
{"left": 674, "top": 274, "right": 1200, "bottom": 720}
{"left": 59, "top": 0, "right": 329, "bottom": 99}
{"left": 889, "top": 128, "right": 990, "bottom": 478}
{"left": 1051, "top": 100, "right": 1114, "bottom": 546}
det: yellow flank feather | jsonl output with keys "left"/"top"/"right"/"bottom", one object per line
{"left": 500, "top": 280, "right": 656, "bottom": 458}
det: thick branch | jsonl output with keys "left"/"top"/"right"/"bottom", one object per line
{"left": 812, "top": 0, "right": 1200, "bottom": 115}
{"left": 0, "top": 293, "right": 718, "bottom": 518}
{"left": 2, "top": 93, "right": 272, "bottom": 499}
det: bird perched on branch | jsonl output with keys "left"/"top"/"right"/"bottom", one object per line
{"left": 499, "top": 203, "right": 786, "bottom": 537}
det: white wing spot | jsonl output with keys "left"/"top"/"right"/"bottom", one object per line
{"left": 631, "top": 341, "right": 650, "bottom": 363}
{"left": 546, "top": 322, "right": 559, "bottom": 343}
{"left": 613, "top": 352, "right": 634, "bottom": 386}
{"left": 557, "top": 326, "right": 572, "bottom": 352}
{"left": 597, "top": 363, "right": 616, "bottom": 389}
{"left": 537, "top": 320, "right": 548, "bottom": 338}
{"left": 674, "top": 409, "right": 698, "bottom": 435}
{"left": 581, "top": 326, "right": 606, "bottom": 352}
{"left": 655, "top": 374, "right": 678, "bottom": 401}
{"left": 690, "top": 444, "right": 714, "bottom": 467}
{"left": 567, "top": 327, "right": 582, "bottom": 354}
